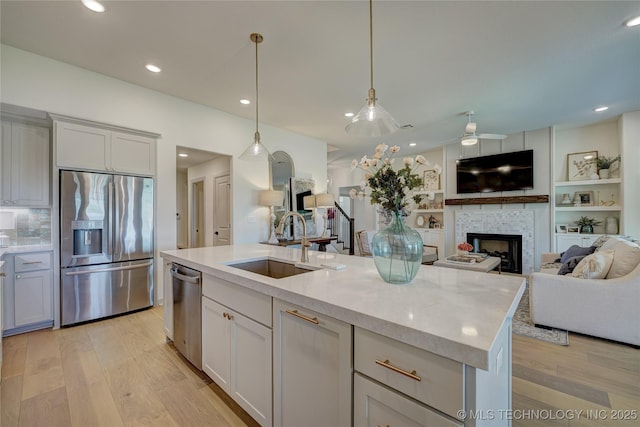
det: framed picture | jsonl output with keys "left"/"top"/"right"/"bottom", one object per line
{"left": 567, "top": 225, "right": 581, "bottom": 234}
{"left": 423, "top": 169, "right": 440, "bottom": 190}
{"left": 567, "top": 151, "right": 597, "bottom": 181}
{"left": 575, "top": 190, "right": 594, "bottom": 206}
{"left": 555, "top": 224, "right": 568, "bottom": 233}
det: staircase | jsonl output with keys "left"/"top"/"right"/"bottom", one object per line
{"left": 326, "top": 203, "right": 354, "bottom": 255}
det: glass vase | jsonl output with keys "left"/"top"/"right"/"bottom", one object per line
{"left": 371, "top": 211, "right": 423, "bottom": 284}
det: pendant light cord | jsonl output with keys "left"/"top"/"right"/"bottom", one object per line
{"left": 369, "top": 0, "right": 374, "bottom": 90}
{"left": 255, "top": 36, "right": 259, "bottom": 135}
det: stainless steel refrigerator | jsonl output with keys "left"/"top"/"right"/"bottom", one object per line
{"left": 60, "top": 170, "right": 154, "bottom": 326}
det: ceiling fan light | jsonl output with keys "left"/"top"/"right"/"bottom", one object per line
{"left": 461, "top": 135, "right": 478, "bottom": 146}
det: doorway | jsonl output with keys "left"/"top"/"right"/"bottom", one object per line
{"left": 176, "top": 146, "right": 231, "bottom": 248}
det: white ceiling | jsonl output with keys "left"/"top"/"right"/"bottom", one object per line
{"left": 2, "top": 1, "right": 639, "bottom": 166}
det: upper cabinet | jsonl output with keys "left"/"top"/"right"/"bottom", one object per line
{"left": 1, "top": 119, "right": 50, "bottom": 207}
{"left": 53, "top": 116, "right": 157, "bottom": 176}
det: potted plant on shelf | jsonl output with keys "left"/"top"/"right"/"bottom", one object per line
{"left": 575, "top": 216, "right": 602, "bottom": 234}
{"left": 596, "top": 154, "right": 621, "bottom": 179}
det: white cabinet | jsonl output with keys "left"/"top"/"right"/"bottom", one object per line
{"left": 202, "top": 274, "right": 272, "bottom": 427}
{"left": 54, "top": 119, "right": 156, "bottom": 176}
{"left": 1, "top": 120, "right": 50, "bottom": 207}
{"left": 273, "top": 299, "right": 352, "bottom": 427}
{"left": 354, "top": 373, "right": 462, "bottom": 427}
{"left": 555, "top": 234, "right": 602, "bottom": 252}
{"left": 2, "top": 251, "right": 53, "bottom": 336}
{"left": 0, "top": 262, "right": 4, "bottom": 377}
{"left": 163, "top": 261, "right": 173, "bottom": 340}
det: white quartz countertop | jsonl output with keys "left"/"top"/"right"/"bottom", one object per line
{"left": 0, "top": 245, "right": 54, "bottom": 260}
{"left": 161, "top": 244, "right": 526, "bottom": 371}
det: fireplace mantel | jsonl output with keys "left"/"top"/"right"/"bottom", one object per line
{"left": 445, "top": 195, "right": 549, "bottom": 206}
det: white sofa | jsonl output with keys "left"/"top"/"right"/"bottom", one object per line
{"left": 529, "top": 237, "right": 640, "bottom": 346}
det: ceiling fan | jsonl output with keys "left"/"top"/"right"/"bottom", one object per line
{"left": 461, "top": 111, "right": 507, "bottom": 146}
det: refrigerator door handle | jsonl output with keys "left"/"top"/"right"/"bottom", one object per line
{"left": 63, "top": 261, "right": 152, "bottom": 276}
{"left": 106, "top": 180, "right": 113, "bottom": 256}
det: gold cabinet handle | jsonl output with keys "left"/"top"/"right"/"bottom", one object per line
{"left": 285, "top": 309, "right": 319, "bottom": 325}
{"left": 375, "top": 359, "right": 421, "bottom": 382}
{"left": 223, "top": 312, "right": 233, "bottom": 320}
{"left": 21, "top": 260, "right": 43, "bottom": 265}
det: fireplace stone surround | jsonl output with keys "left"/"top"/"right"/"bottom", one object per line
{"left": 455, "top": 210, "right": 534, "bottom": 275}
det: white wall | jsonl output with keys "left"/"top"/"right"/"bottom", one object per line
{"left": 1, "top": 45, "right": 327, "bottom": 305}
{"left": 187, "top": 156, "right": 231, "bottom": 247}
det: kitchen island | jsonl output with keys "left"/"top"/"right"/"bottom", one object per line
{"left": 161, "top": 244, "right": 526, "bottom": 427}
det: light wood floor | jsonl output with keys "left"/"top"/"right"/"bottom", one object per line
{"left": 1, "top": 307, "right": 638, "bottom": 426}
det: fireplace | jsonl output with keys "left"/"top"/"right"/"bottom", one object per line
{"left": 467, "top": 232, "right": 522, "bottom": 274}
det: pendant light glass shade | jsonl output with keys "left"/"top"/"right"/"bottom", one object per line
{"left": 241, "top": 33, "right": 272, "bottom": 161}
{"left": 346, "top": 89, "right": 400, "bottom": 137}
{"left": 240, "top": 132, "right": 271, "bottom": 160}
{"left": 346, "top": 0, "right": 399, "bottom": 137}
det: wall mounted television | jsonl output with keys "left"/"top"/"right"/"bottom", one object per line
{"left": 456, "top": 149, "right": 534, "bottom": 194}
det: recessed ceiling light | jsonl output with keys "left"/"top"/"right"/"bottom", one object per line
{"left": 593, "top": 106, "right": 609, "bottom": 112}
{"left": 625, "top": 15, "right": 640, "bottom": 27}
{"left": 344, "top": 112, "right": 354, "bottom": 118}
{"left": 240, "top": 99, "right": 251, "bottom": 105}
{"left": 409, "top": 142, "right": 417, "bottom": 147}
{"left": 178, "top": 153, "right": 188, "bottom": 157}
{"left": 145, "top": 64, "right": 161, "bottom": 73}
{"left": 81, "top": 0, "right": 105, "bottom": 13}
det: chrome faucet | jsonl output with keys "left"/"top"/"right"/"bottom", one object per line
{"left": 276, "top": 211, "right": 311, "bottom": 263}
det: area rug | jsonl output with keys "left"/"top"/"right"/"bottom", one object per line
{"left": 513, "top": 285, "right": 569, "bottom": 346}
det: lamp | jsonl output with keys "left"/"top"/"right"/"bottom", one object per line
{"left": 345, "top": 0, "right": 400, "bottom": 137}
{"left": 259, "top": 190, "right": 283, "bottom": 244}
{"left": 315, "top": 193, "right": 335, "bottom": 237}
{"left": 240, "top": 33, "right": 272, "bottom": 161}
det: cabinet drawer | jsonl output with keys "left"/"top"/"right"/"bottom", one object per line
{"left": 202, "top": 274, "right": 271, "bottom": 327}
{"left": 14, "top": 252, "right": 52, "bottom": 272}
{"left": 354, "top": 327, "right": 463, "bottom": 419}
{"left": 354, "top": 373, "right": 462, "bottom": 427}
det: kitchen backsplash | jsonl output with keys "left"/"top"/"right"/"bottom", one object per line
{"left": 0, "top": 208, "right": 51, "bottom": 246}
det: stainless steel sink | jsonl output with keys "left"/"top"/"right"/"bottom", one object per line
{"left": 227, "top": 258, "right": 316, "bottom": 279}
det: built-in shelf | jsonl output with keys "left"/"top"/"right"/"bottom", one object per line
{"left": 555, "top": 206, "right": 622, "bottom": 212}
{"left": 554, "top": 178, "right": 621, "bottom": 187}
{"left": 414, "top": 190, "right": 444, "bottom": 195}
{"left": 414, "top": 209, "right": 444, "bottom": 213}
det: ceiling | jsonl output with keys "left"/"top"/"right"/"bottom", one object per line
{"left": 2, "top": 1, "right": 639, "bottom": 166}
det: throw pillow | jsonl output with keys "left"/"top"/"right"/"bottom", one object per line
{"left": 601, "top": 239, "right": 640, "bottom": 279}
{"left": 557, "top": 255, "right": 586, "bottom": 275}
{"left": 570, "top": 250, "right": 614, "bottom": 279}
{"left": 560, "top": 244, "right": 596, "bottom": 264}
{"left": 591, "top": 235, "right": 611, "bottom": 250}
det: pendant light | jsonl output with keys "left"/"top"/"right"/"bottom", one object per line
{"left": 240, "top": 33, "right": 272, "bottom": 161}
{"left": 345, "top": 0, "right": 400, "bottom": 137}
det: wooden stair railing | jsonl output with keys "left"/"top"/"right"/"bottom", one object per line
{"left": 327, "top": 203, "right": 355, "bottom": 255}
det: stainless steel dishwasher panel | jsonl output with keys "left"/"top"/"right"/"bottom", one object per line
{"left": 171, "top": 263, "right": 202, "bottom": 369}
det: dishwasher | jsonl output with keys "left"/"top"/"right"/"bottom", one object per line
{"left": 171, "top": 263, "right": 202, "bottom": 369}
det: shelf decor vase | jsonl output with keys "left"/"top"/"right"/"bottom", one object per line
{"left": 582, "top": 224, "right": 594, "bottom": 234}
{"left": 605, "top": 217, "right": 618, "bottom": 234}
{"left": 371, "top": 211, "right": 422, "bottom": 284}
